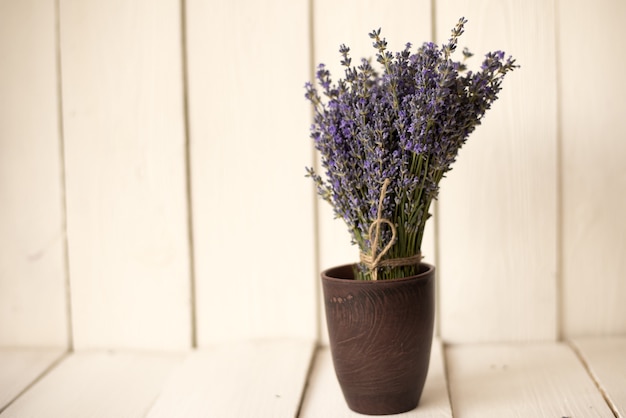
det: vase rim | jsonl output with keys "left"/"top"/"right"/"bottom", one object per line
{"left": 321, "top": 262, "right": 434, "bottom": 283}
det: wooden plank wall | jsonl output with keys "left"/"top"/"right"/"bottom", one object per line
{"left": 0, "top": 0, "right": 624, "bottom": 350}
{"left": 0, "top": 0, "right": 68, "bottom": 347}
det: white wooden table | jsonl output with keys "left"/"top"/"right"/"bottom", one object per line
{"left": 1, "top": 337, "right": 623, "bottom": 417}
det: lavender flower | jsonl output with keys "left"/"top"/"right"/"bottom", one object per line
{"left": 306, "top": 18, "right": 517, "bottom": 280}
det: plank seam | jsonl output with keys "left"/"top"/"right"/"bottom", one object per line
{"left": 568, "top": 340, "right": 619, "bottom": 418}
{"left": 180, "top": 0, "right": 198, "bottom": 349}
{"left": 54, "top": 0, "right": 74, "bottom": 352}
{"left": 430, "top": 0, "right": 437, "bottom": 43}
{"left": 308, "top": 0, "right": 323, "bottom": 343}
{"left": 441, "top": 342, "right": 457, "bottom": 418}
{"left": 295, "top": 343, "right": 321, "bottom": 417}
{"left": 554, "top": 0, "right": 565, "bottom": 342}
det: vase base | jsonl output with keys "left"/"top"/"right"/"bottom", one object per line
{"left": 344, "top": 391, "right": 421, "bottom": 415}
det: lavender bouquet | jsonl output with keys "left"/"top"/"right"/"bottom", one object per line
{"left": 306, "top": 18, "right": 517, "bottom": 280}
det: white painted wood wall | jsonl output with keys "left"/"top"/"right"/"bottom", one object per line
{"left": 2, "top": 0, "right": 625, "bottom": 353}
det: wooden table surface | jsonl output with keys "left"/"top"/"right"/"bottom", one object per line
{"left": 1, "top": 337, "right": 623, "bottom": 417}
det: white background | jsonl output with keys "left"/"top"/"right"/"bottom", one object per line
{"left": 1, "top": 0, "right": 624, "bottom": 351}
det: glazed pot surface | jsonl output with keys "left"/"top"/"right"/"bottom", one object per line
{"left": 321, "top": 263, "right": 435, "bottom": 415}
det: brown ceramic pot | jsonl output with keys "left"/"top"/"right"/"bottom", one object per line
{"left": 321, "top": 263, "right": 435, "bottom": 416}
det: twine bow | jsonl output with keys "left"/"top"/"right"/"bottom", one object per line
{"left": 359, "top": 179, "right": 423, "bottom": 280}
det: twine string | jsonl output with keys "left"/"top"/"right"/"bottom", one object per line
{"left": 359, "top": 178, "right": 424, "bottom": 280}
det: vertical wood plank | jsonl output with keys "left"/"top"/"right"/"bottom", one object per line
{"left": 186, "top": 0, "right": 317, "bottom": 344}
{"left": 0, "top": 0, "right": 68, "bottom": 347}
{"left": 60, "top": 0, "right": 191, "bottom": 350}
{"left": 559, "top": 0, "right": 626, "bottom": 337}
{"left": 313, "top": 0, "right": 433, "bottom": 344}
{"left": 436, "top": 1, "right": 558, "bottom": 342}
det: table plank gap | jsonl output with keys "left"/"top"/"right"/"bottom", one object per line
{"left": 445, "top": 342, "right": 615, "bottom": 417}
{"left": 0, "top": 350, "right": 185, "bottom": 418}
{"left": 0, "top": 348, "right": 67, "bottom": 413}
{"left": 571, "top": 337, "right": 626, "bottom": 418}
